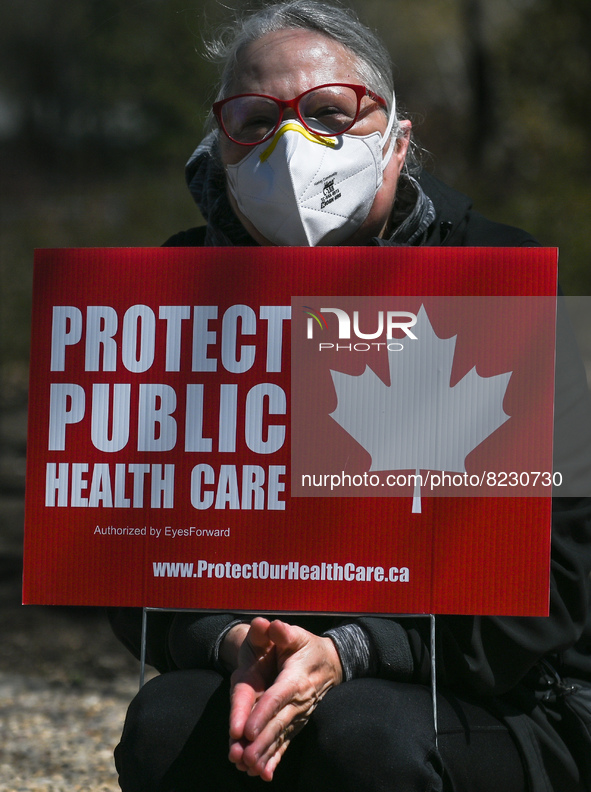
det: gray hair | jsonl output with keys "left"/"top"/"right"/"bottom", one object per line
{"left": 204, "top": 0, "right": 403, "bottom": 140}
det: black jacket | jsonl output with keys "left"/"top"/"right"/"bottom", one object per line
{"left": 111, "top": 171, "right": 591, "bottom": 791}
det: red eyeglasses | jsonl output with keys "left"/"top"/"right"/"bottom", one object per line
{"left": 213, "top": 82, "right": 387, "bottom": 145}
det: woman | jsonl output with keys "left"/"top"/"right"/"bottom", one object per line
{"left": 110, "top": 2, "right": 591, "bottom": 790}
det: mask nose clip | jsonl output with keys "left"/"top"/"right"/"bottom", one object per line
{"left": 259, "top": 121, "right": 337, "bottom": 163}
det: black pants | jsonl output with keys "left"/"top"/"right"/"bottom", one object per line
{"left": 115, "top": 670, "right": 527, "bottom": 792}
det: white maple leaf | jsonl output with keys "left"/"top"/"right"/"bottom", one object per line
{"left": 329, "top": 305, "right": 512, "bottom": 511}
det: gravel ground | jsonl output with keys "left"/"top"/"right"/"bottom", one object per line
{"left": 0, "top": 587, "right": 157, "bottom": 792}
{"left": 1, "top": 670, "right": 135, "bottom": 792}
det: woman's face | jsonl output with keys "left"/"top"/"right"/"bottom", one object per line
{"left": 219, "top": 29, "right": 411, "bottom": 246}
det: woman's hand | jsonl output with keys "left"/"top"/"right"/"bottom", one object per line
{"left": 228, "top": 618, "right": 343, "bottom": 782}
{"left": 223, "top": 617, "right": 279, "bottom": 748}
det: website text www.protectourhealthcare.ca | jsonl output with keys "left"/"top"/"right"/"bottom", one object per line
{"left": 152, "top": 559, "right": 409, "bottom": 583}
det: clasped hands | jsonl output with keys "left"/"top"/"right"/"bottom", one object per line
{"left": 219, "top": 617, "right": 343, "bottom": 782}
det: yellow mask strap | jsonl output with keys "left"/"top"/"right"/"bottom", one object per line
{"left": 259, "top": 123, "right": 336, "bottom": 163}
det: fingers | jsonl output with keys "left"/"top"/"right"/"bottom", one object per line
{"left": 242, "top": 670, "right": 299, "bottom": 741}
{"left": 246, "top": 616, "right": 273, "bottom": 652}
{"left": 267, "top": 618, "right": 298, "bottom": 648}
{"left": 229, "top": 679, "right": 259, "bottom": 740}
{"left": 242, "top": 625, "right": 342, "bottom": 741}
{"left": 228, "top": 617, "right": 276, "bottom": 741}
{"left": 228, "top": 735, "right": 250, "bottom": 769}
{"left": 232, "top": 708, "right": 301, "bottom": 782}
{"left": 227, "top": 620, "right": 343, "bottom": 781}
{"left": 229, "top": 679, "right": 296, "bottom": 780}
{"left": 248, "top": 735, "right": 291, "bottom": 782}
{"left": 229, "top": 644, "right": 311, "bottom": 778}
{"left": 236, "top": 671, "right": 318, "bottom": 776}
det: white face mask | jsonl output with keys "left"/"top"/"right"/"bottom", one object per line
{"left": 225, "top": 108, "right": 396, "bottom": 246}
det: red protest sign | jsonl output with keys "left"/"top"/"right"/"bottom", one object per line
{"left": 23, "top": 247, "right": 557, "bottom": 615}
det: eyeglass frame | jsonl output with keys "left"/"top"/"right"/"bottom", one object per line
{"left": 212, "top": 82, "right": 388, "bottom": 146}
